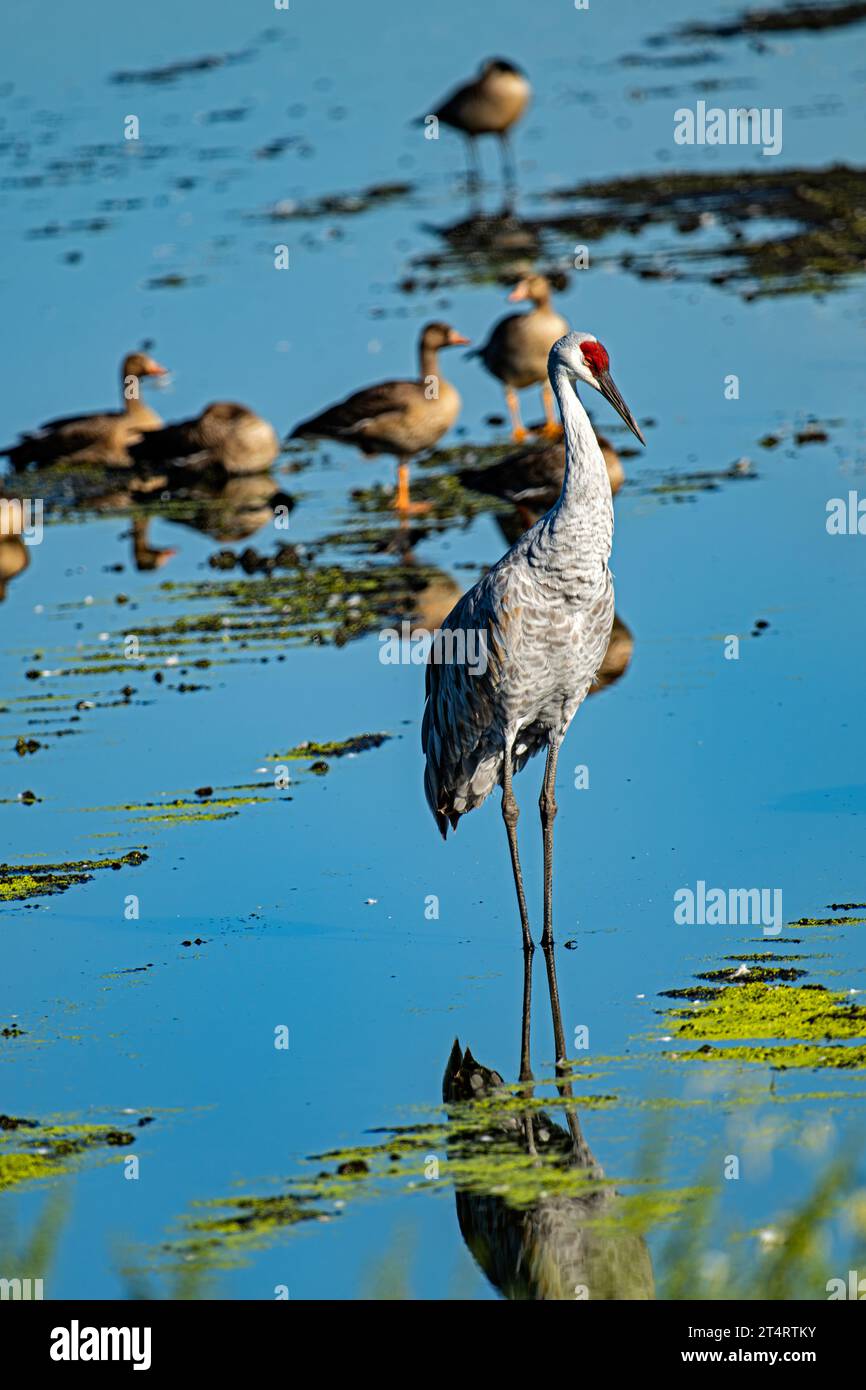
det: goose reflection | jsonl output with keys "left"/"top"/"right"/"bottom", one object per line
{"left": 129, "top": 515, "right": 176, "bottom": 573}
{"left": 161, "top": 473, "right": 294, "bottom": 546}
{"left": 0, "top": 496, "right": 30, "bottom": 602}
{"left": 422, "top": 204, "right": 543, "bottom": 279}
{"left": 443, "top": 945, "right": 654, "bottom": 1300}
{"left": 0, "top": 460, "right": 291, "bottom": 584}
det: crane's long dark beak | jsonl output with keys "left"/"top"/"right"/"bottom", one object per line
{"left": 595, "top": 370, "right": 645, "bottom": 446}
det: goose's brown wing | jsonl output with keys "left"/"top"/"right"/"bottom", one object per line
{"left": 129, "top": 418, "right": 202, "bottom": 463}
{"left": 291, "top": 380, "right": 418, "bottom": 439}
{"left": 3, "top": 410, "right": 124, "bottom": 467}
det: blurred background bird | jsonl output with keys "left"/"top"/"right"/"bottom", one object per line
{"left": 132, "top": 402, "right": 279, "bottom": 477}
{"left": 3, "top": 351, "right": 168, "bottom": 469}
{"left": 419, "top": 58, "right": 530, "bottom": 196}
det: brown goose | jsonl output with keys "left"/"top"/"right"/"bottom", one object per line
{"left": 291, "top": 322, "right": 469, "bottom": 514}
{"left": 472, "top": 276, "right": 569, "bottom": 440}
{"left": 131, "top": 402, "right": 279, "bottom": 476}
{"left": 422, "top": 59, "right": 530, "bottom": 190}
{"left": 3, "top": 352, "right": 168, "bottom": 469}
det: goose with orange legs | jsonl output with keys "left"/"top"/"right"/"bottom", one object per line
{"left": 471, "top": 276, "right": 569, "bottom": 441}
{"left": 2, "top": 352, "right": 168, "bottom": 469}
{"left": 290, "top": 322, "right": 469, "bottom": 515}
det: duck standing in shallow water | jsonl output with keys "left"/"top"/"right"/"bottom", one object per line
{"left": 420, "top": 58, "right": 530, "bottom": 194}
{"left": 3, "top": 352, "right": 168, "bottom": 469}
{"left": 472, "top": 276, "right": 569, "bottom": 441}
{"left": 290, "top": 322, "right": 469, "bottom": 514}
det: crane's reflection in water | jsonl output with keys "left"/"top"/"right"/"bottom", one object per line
{"left": 443, "top": 944, "right": 654, "bottom": 1300}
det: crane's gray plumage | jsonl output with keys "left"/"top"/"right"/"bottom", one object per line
{"left": 422, "top": 501, "right": 613, "bottom": 835}
{"left": 422, "top": 331, "right": 645, "bottom": 948}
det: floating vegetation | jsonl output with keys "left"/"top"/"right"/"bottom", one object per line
{"left": 146, "top": 1034, "right": 866, "bottom": 1299}
{"left": 252, "top": 182, "right": 413, "bottom": 223}
{"left": 790, "top": 914, "right": 866, "bottom": 927}
{"left": 662, "top": 1, "right": 866, "bottom": 42}
{"left": 115, "top": 796, "right": 269, "bottom": 826}
{"left": 273, "top": 733, "right": 392, "bottom": 760}
{"left": 413, "top": 166, "right": 866, "bottom": 300}
{"left": 155, "top": 1086, "right": 671, "bottom": 1287}
{"left": 111, "top": 47, "right": 255, "bottom": 86}
{"left": 696, "top": 965, "right": 807, "bottom": 983}
{"left": 675, "top": 1042, "right": 866, "bottom": 1070}
{"left": 0, "top": 851, "right": 147, "bottom": 904}
{"left": 661, "top": 947, "right": 866, "bottom": 1069}
{"left": 669, "top": 982, "right": 866, "bottom": 1042}
{"left": 0, "top": 1118, "right": 137, "bottom": 1193}
{"left": 89, "top": 785, "right": 281, "bottom": 829}
{"left": 152, "top": 559, "right": 446, "bottom": 654}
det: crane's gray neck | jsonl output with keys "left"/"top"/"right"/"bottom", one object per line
{"left": 550, "top": 364, "right": 613, "bottom": 557}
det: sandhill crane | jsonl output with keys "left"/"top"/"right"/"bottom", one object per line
{"left": 422, "top": 332, "right": 644, "bottom": 950}
{"left": 291, "top": 322, "right": 468, "bottom": 514}
{"left": 420, "top": 59, "right": 530, "bottom": 193}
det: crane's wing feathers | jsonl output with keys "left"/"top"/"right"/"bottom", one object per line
{"left": 422, "top": 574, "right": 518, "bottom": 838}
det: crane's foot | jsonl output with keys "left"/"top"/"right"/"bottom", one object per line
{"left": 537, "top": 421, "right": 563, "bottom": 440}
{"left": 510, "top": 426, "right": 528, "bottom": 443}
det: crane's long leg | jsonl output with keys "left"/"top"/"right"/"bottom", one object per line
{"left": 541, "top": 939, "right": 593, "bottom": 1162}
{"left": 516, "top": 854, "right": 537, "bottom": 1153}
{"left": 539, "top": 738, "right": 561, "bottom": 950}
{"left": 542, "top": 937, "right": 568, "bottom": 1069}
{"left": 519, "top": 935, "right": 534, "bottom": 1083}
{"left": 501, "top": 742, "right": 533, "bottom": 954}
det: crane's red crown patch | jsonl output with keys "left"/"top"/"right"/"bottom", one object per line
{"left": 581, "top": 340, "right": 609, "bottom": 377}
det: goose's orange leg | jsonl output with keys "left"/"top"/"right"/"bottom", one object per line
{"left": 393, "top": 460, "right": 431, "bottom": 516}
{"left": 540, "top": 383, "right": 563, "bottom": 439}
{"left": 505, "top": 388, "right": 527, "bottom": 443}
